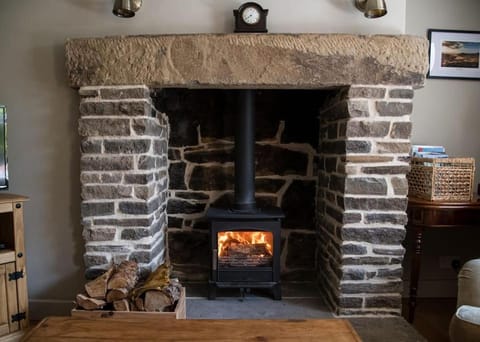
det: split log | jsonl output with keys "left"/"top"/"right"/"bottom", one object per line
{"left": 76, "top": 294, "right": 106, "bottom": 310}
{"left": 143, "top": 282, "right": 182, "bottom": 312}
{"left": 84, "top": 267, "right": 114, "bottom": 299}
{"left": 113, "top": 299, "right": 130, "bottom": 312}
{"left": 134, "top": 297, "right": 145, "bottom": 311}
{"left": 107, "top": 260, "right": 138, "bottom": 291}
{"left": 106, "top": 288, "right": 129, "bottom": 303}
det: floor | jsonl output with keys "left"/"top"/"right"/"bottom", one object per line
{"left": 186, "top": 283, "right": 427, "bottom": 342}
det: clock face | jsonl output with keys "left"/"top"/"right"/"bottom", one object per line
{"left": 241, "top": 6, "right": 261, "bottom": 25}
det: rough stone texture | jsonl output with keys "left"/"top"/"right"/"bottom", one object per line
{"left": 66, "top": 34, "right": 428, "bottom": 88}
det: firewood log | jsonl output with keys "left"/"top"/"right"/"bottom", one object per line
{"left": 106, "top": 288, "right": 129, "bottom": 303}
{"left": 76, "top": 294, "right": 106, "bottom": 310}
{"left": 84, "top": 267, "right": 114, "bottom": 299}
{"left": 144, "top": 291, "right": 172, "bottom": 312}
{"left": 134, "top": 296, "right": 145, "bottom": 311}
{"left": 113, "top": 299, "right": 130, "bottom": 312}
{"left": 107, "top": 260, "right": 138, "bottom": 291}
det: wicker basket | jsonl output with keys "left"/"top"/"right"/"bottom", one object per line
{"left": 407, "top": 157, "right": 475, "bottom": 201}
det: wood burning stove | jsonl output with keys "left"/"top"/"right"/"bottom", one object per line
{"left": 207, "top": 89, "right": 283, "bottom": 300}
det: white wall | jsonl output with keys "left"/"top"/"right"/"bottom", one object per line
{"left": 405, "top": 0, "right": 480, "bottom": 297}
{"left": 1, "top": 0, "right": 407, "bottom": 318}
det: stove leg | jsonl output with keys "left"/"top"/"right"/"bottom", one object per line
{"left": 272, "top": 283, "right": 282, "bottom": 300}
{"left": 208, "top": 284, "right": 216, "bottom": 300}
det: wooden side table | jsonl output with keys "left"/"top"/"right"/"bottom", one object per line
{"left": 406, "top": 196, "right": 480, "bottom": 323}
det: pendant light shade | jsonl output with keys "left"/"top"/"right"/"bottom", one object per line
{"left": 355, "top": 0, "right": 387, "bottom": 19}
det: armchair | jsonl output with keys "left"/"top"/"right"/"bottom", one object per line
{"left": 449, "top": 258, "right": 480, "bottom": 342}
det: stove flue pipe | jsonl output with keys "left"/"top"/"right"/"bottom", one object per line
{"left": 234, "top": 89, "right": 257, "bottom": 212}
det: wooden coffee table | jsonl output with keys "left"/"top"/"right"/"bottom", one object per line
{"left": 23, "top": 316, "right": 362, "bottom": 341}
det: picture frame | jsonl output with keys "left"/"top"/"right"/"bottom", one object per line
{"left": 427, "top": 29, "right": 480, "bottom": 80}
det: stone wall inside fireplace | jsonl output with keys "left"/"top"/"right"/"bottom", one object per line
{"left": 154, "top": 89, "right": 324, "bottom": 281}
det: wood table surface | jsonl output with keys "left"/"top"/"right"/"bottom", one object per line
{"left": 23, "top": 316, "right": 362, "bottom": 341}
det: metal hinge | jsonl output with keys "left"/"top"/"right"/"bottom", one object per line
{"left": 8, "top": 271, "right": 24, "bottom": 281}
{"left": 11, "top": 312, "right": 26, "bottom": 323}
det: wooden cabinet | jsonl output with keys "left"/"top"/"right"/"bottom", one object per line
{"left": 0, "top": 194, "right": 29, "bottom": 340}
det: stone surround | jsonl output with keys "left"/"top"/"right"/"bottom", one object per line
{"left": 66, "top": 33, "right": 429, "bottom": 316}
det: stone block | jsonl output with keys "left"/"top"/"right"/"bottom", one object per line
{"left": 168, "top": 162, "right": 187, "bottom": 190}
{"left": 99, "top": 87, "right": 149, "bottom": 99}
{"left": 132, "top": 118, "right": 164, "bottom": 136}
{"left": 104, "top": 139, "right": 151, "bottom": 154}
{"left": 81, "top": 155, "right": 133, "bottom": 171}
{"left": 93, "top": 217, "right": 154, "bottom": 227}
{"left": 346, "top": 121, "right": 390, "bottom": 138}
{"left": 101, "top": 173, "right": 123, "bottom": 183}
{"left": 168, "top": 148, "right": 182, "bottom": 160}
{"left": 154, "top": 140, "right": 168, "bottom": 155}
{"left": 79, "top": 118, "right": 130, "bottom": 137}
{"left": 349, "top": 87, "right": 386, "bottom": 99}
{"left": 81, "top": 140, "right": 102, "bottom": 154}
{"left": 137, "top": 155, "right": 156, "bottom": 170}
{"left": 134, "top": 184, "right": 156, "bottom": 200}
{"left": 364, "top": 213, "right": 408, "bottom": 225}
{"left": 84, "top": 254, "right": 110, "bottom": 268}
{"left": 376, "top": 102, "right": 413, "bottom": 116}
{"left": 364, "top": 295, "right": 401, "bottom": 308}
{"left": 342, "top": 227, "right": 406, "bottom": 245}
{"left": 346, "top": 141, "right": 371, "bottom": 153}
{"left": 361, "top": 165, "right": 411, "bottom": 175}
{"left": 119, "top": 199, "right": 160, "bottom": 215}
{"left": 82, "top": 227, "right": 116, "bottom": 242}
{"left": 121, "top": 228, "right": 152, "bottom": 240}
{"left": 344, "top": 197, "right": 407, "bottom": 211}
{"left": 81, "top": 185, "right": 132, "bottom": 200}
{"left": 377, "top": 268, "right": 403, "bottom": 279}
{"left": 345, "top": 177, "right": 387, "bottom": 195}
{"left": 338, "top": 296, "right": 363, "bottom": 308}
{"left": 189, "top": 165, "right": 234, "bottom": 191}
{"left": 81, "top": 202, "right": 115, "bottom": 217}
{"left": 373, "top": 247, "right": 405, "bottom": 256}
{"left": 342, "top": 243, "right": 368, "bottom": 255}
{"left": 85, "top": 244, "right": 132, "bottom": 253}
{"left": 342, "top": 268, "right": 365, "bottom": 281}
{"left": 347, "top": 100, "right": 370, "bottom": 118}
{"left": 343, "top": 256, "right": 390, "bottom": 265}
{"left": 124, "top": 173, "right": 154, "bottom": 184}
{"left": 81, "top": 173, "right": 101, "bottom": 184}
{"left": 391, "top": 177, "right": 408, "bottom": 195}
{"left": 79, "top": 87, "right": 100, "bottom": 98}
{"left": 184, "top": 146, "right": 234, "bottom": 164}
{"left": 340, "top": 281, "right": 402, "bottom": 294}
{"left": 167, "top": 198, "right": 207, "bottom": 215}
{"left": 79, "top": 100, "right": 151, "bottom": 117}
{"left": 330, "top": 174, "right": 345, "bottom": 192}
{"left": 256, "top": 145, "right": 309, "bottom": 176}
{"left": 389, "top": 88, "right": 414, "bottom": 99}
{"left": 174, "top": 191, "right": 210, "bottom": 201}
{"left": 376, "top": 142, "right": 410, "bottom": 154}
{"left": 390, "top": 122, "right": 412, "bottom": 139}
{"left": 168, "top": 216, "right": 184, "bottom": 228}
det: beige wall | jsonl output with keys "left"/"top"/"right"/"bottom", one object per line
{"left": 405, "top": 0, "right": 480, "bottom": 297}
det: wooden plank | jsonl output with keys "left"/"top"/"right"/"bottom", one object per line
{"left": 12, "top": 202, "right": 28, "bottom": 330}
{"left": 23, "top": 317, "right": 362, "bottom": 341}
{"left": 0, "top": 195, "right": 29, "bottom": 206}
{"left": 0, "top": 203, "right": 12, "bottom": 214}
{"left": 0, "top": 265, "right": 9, "bottom": 337}
{"left": 0, "top": 251, "right": 15, "bottom": 265}
{"left": 4, "top": 263, "right": 19, "bottom": 333}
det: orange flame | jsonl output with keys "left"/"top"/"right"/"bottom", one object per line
{"left": 218, "top": 231, "right": 273, "bottom": 257}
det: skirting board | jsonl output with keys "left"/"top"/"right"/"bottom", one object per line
{"left": 29, "top": 299, "right": 73, "bottom": 321}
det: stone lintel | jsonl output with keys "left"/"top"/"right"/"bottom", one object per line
{"left": 65, "top": 34, "right": 429, "bottom": 88}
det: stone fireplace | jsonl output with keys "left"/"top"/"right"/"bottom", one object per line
{"left": 66, "top": 33, "right": 428, "bottom": 315}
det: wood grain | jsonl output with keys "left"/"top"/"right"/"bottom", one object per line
{"left": 24, "top": 317, "right": 361, "bottom": 341}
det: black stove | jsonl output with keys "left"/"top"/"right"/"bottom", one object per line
{"left": 207, "top": 90, "right": 283, "bottom": 300}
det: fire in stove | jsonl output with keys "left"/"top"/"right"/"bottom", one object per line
{"left": 217, "top": 231, "right": 273, "bottom": 268}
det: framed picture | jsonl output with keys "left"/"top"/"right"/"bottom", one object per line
{"left": 427, "top": 29, "right": 480, "bottom": 80}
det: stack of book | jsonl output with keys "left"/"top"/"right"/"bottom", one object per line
{"left": 411, "top": 145, "right": 448, "bottom": 158}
